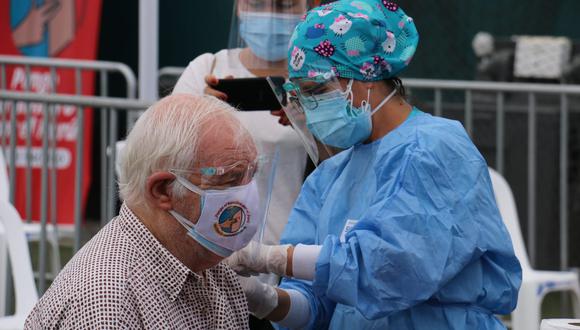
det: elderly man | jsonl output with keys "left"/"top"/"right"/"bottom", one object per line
{"left": 25, "top": 94, "right": 260, "bottom": 329}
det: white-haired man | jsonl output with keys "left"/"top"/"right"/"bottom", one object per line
{"left": 25, "top": 94, "right": 259, "bottom": 329}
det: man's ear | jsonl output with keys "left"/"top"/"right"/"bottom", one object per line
{"left": 145, "top": 172, "right": 175, "bottom": 211}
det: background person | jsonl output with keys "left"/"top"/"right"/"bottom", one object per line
{"left": 226, "top": 1, "right": 522, "bottom": 329}
{"left": 25, "top": 94, "right": 264, "bottom": 329}
{"left": 173, "top": 0, "right": 310, "bottom": 254}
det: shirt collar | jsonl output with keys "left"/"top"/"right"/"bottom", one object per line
{"left": 117, "top": 203, "right": 199, "bottom": 300}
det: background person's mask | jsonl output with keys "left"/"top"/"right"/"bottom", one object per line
{"left": 239, "top": 12, "right": 302, "bottom": 61}
{"left": 169, "top": 173, "right": 261, "bottom": 258}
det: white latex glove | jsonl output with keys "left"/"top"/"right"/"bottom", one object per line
{"left": 226, "top": 241, "right": 290, "bottom": 277}
{"left": 238, "top": 276, "right": 278, "bottom": 319}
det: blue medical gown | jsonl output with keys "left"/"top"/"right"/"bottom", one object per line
{"left": 279, "top": 110, "right": 522, "bottom": 329}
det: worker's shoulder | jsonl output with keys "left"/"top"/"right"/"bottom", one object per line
{"left": 410, "top": 112, "right": 483, "bottom": 159}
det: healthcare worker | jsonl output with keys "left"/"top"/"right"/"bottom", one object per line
{"left": 173, "top": 0, "right": 311, "bottom": 253}
{"left": 226, "top": 1, "right": 522, "bottom": 329}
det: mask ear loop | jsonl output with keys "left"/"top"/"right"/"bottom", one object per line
{"left": 344, "top": 79, "right": 355, "bottom": 110}
{"left": 370, "top": 88, "right": 398, "bottom": 116}
{"left": 169, "top": 210, "right": 196, "bottom": 229}
{"left": 359, "top": 87, "right": 371, "bottom": 113}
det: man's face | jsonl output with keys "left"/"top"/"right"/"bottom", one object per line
{"left": 171, "top": 120, "right": 257, "bottom": 261}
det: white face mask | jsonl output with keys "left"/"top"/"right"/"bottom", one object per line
{"left": 169, "top": 174, "right": 261, "bottom": 257}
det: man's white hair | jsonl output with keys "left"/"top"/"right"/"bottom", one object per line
{"left": 118, "top": 94, "right": 248, "bottom": 207}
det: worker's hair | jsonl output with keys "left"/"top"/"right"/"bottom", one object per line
{"left": 118, "top": 94, "right": 248, "bottom": 208}
{"left": 384, "top": 77, "right": 406, "bottom": 99}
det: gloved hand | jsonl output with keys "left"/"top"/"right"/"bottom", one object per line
{"left": 238, "top": 276, "right": 278, "bottom": 319}
{"left": 226, "top": 241, "right": 291, "bottom": 277}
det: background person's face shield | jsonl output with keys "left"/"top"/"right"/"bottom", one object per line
{"left": 268, "top": 72, "right": 344, "bottom": 165}
{"left": 227, "top": 0, "right": 309, "bottom": 73}
{"left": 169, "top": 145, "right": 280, "bottom": 257}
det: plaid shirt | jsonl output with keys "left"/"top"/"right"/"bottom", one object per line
{"left": 25, "top": 204, "right": 249, "bottom": 329}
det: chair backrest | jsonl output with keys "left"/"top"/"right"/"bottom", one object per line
{"left": 488, "top": 168, "right": 532, "bottom": 271}
{"left": 0, "top": 151, "right": 9, "bottom": 202}
{"left": 0, "top": 200, "right": 38, "bottom": 314}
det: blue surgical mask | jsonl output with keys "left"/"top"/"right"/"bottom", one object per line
{"left": 305, "top": 81, "right": 397, "bottom": 149}
{"left": 239, "top": 12, "right": 302, "bottom": 62}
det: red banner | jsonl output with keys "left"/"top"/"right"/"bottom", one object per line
{"left": 0, "top": 0, "right": 102, "bottom": 224}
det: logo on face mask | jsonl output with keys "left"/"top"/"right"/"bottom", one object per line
{"left": 213, "top": 202, "right": 250, "bottom": 236}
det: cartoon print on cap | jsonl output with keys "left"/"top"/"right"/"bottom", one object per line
{"left": 374, "top": 55, "right": 392, "bottom": 73}
{"left": 345, "top": 36, "right": 366, "bottom": 56}
{"left": 350, "top": 1, "right": 374, "bottom": 12}
{"left": 360, "top": 62, "right": 376, "bottom": 79}
{"left": 347, "top": 12, "right": 369, "bottom": 20}
{"left": 317, "top": 7, "right": 333, "bottom": 16}
{"left": 290, "top": 46, "right": 306, "bottom": 70}
{"left": 399, "top": 45, "right": 416, "bottom": 62}
{"left": 314, "top": 39, "right": 336, "bottom": 57}
{"left": 382, "top": 30, "right": 396, "bottom": 53}
{"left": 306, "top": 24, "right": 326, "bottom": 39}
{"left": 330, "top": 15, "right": 352, "bottom": 36}
{"left": 382, "top": 1, "right": 399, "bottom": 11}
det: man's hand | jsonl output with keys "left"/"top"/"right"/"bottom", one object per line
{"left": 225, "top": 241, "right": 292, "bottom": 277}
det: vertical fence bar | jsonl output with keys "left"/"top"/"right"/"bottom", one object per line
{"left": 9, "top": 99, "right": 16, "bottom": 204}
{"left": 559, "top": 94, "right": 569, "bottom": 271}
{"left": 38, "top": 103, "right": 49, "bottom": 293}
{"left": 496, "top": 92, "right": 505, "bottom": 174}
{"left": 1, "top": 64, "right": 5, "bottom": 155}
{"left": 107, "top": 108, "right": 118, "bottom": 222}
{"left": 0, "top": 64, "right": 6, "bottom": 316}
{"left": 527, "top": 92, "right": 537, "bottom": 266}
{"left": 434, "top": 89, "right": 442, "bottom": 117}
{"left": 464, "top": 90, "right": 473, "bottom": 137}
{"left": 73, "top": 69, "right": 83, "bottom": 251}
{"left": 49, "top": 68, "right": 58, "bottom": 229}
{"left": 25, "top": 65, "right": 32, "bottom": 222}
{"left": 100, "top": 70, "right": 109, "bottom": 226}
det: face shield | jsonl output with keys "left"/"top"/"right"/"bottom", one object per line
{"left": 169, "top": 145, "right": 279, "bottom": 258}
{"left": 227, "top": 0, "right": 309, "bottom": 73}
{"left": 268, "top": 71, "right": 347, "bottom": 164}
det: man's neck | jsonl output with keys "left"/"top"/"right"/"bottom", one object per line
{"left": 129, "top": 203, "right": 218, "bottom": 272}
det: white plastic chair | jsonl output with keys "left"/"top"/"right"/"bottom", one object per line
{"left": 0, "top": 151, "right": 9, "bottom": 203}
{"left": 489, "top": 168, "right": 580, "bottom": 330}
{"left": 0, "top": 151, "right": 10, "bottom": 315}
{"left": 0, "top": 150, "right": 62, "bottom": 281}
{"left": 0, "top": 200, "right": 39, "bottom": 329}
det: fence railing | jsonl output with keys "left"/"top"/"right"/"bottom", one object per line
{"left": 0, "top": 91, "right": 151, "bottom": 308}
{"left": 0, "top": 56, "right": 139, "bottom": 303}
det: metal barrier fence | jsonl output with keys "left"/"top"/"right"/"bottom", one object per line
{"left": 160, "top": 66, "right": 580, "bottom": 271}
{"left": 0, "top": 90, "right": 151, "bottom": 306}
{"left": 0, "top": 56, "right": 138, "bottom": 300}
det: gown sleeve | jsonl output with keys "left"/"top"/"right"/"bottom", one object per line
{"left": 278, "top": 165, "right": 337, "bottom": 329}
{"left": 313, "top": 142, "right": 513, "bottom": 320}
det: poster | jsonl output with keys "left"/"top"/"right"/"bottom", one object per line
{"left": 0, "top": 0, "right": 102, "bottom": 224}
